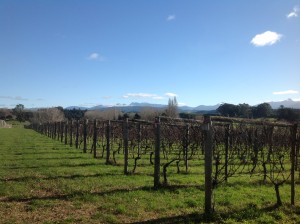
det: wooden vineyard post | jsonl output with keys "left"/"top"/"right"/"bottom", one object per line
{"left": 47, "top": 123, "right": 49, "bottom": 137}
{"left": 64, "top": 121, "right": 68, "bottom": 145}
{"left": 291, "top": 124, "right": 297, "bottom": 205}
{"left": 83, "top": 119, "right": 88, "bottom": 153}
{"left": 137, "top": 123, "right": 141, "bottom": 157}
{"left": 106, "top": 120, "right": 111, "bottom": 164}
{"left": 75, "top": 119, "right": 79, "bottom": 149}
{"left": 185, "top": 124, "right": 190, "bottom": 173}
{"left": 57, "top": 122, "right": 61, "bottom": 141}
{"left": 60, "top": 122, "right": 64, "bottom": 143}
{"left": 93, "top": 119, "right": 97, "bottom": 158}
{"left": 123, "top": 118, "right": 129, "bottom": 175}
{"left": 54, "top": 122, "right": 57, "bottom": 140}
{"left": 69, "top": 120, "right": 73, "bottom": 147}
{"left": 154, "top": 117, "right": 161, "bottom": 189}
{"left": 203, "top": 115, "right": 213, "bottom": 215}
{"left": 52, "top": 123, "right": 55, "bottom": 139}
{"left": 225, "top": 124, "right": 230, "bottom": 182}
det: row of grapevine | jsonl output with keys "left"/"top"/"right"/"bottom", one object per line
{"left": 29, "top": 116, "right": 299, "bottom": 213}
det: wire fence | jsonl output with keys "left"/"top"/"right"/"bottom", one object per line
{"left": 29, "top": 116, "right": 300, "bottom": 212}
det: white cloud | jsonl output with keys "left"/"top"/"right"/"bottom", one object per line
{"left": 165, "top": 92, "right": 178, "bottom": 97}
{"left": 101, "top": 96, "right": 112, "bottom": 99}
{"left": 123, "top": 93, "right": 157, "bottom": 98}
{"left": 166, "top": 15, "right": 175, "bottom": 21}
{"left": 178, "top": 102, "right": 186, "bottom": 106}
{"left": 152, "top": 96, "right": 165, "bottom": 100}
{"left": 0, "top": 96, "right": 28, "bottom": 101}
{"left": 87, "top": 52, "right": 105, "bottom": 61}
{"left": 251, "top": 31, "right": 282, "bottom": 47}
{"left": 287, "top": 11, "right": 298, "bottom": 18}
{"left": 122, "top": 93, "right": 167, "bottom": 100}
{"left": 287, "top": 6, "right": 299, "bottom": 18}
{"left": 122, "top": 92, "right": 179, "bottom": 100}
{"left": 272, "top": 90, "right": 299, "bottom": 95}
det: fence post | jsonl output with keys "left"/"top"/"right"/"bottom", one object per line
{"left": 185, "top": 124, "right": 190, "bottom": 173}
{"left": 291, "top": 124, "right": 297, "bottom": 205}
{"left": 123, "top": 118, "right": 129, "bottom": 175}
{"left": 203, "top": 115, "right": 213, "bottom": 215}
{"left": 154, "top": 117, "right": 161, "bottom": 189}
{"left": 69, "top": 120, "right": 73, "bottom": 147}
{"left": 93, "top": 119, "right": 97, "bottom": 158}
{"left": 54, "top": 122, "right": 57, "bottom": 140}
{"left": 83, "top": 119, "right": 88, "bottom": 153}
{"left": 64, "top": 121, "right": 68, "bottom": 145}
{"left": 138, "top": 123, "right": 142, "bottom": 157}
{"left": 106, "top": 120, "right": 111, "bottom": 164}
{"left": 60, "top": 122, "right": 64, "bottom": 143}
{"left": 225, "top": 124, "right": 230, "bottom": 182}
{"left": 75, "top": 119, "right": 79, "bottom": 149}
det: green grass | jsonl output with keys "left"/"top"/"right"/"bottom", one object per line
{"left": 0, "top": 126, "right": 299, "bottom": 223}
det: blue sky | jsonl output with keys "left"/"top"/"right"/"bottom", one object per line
{"left": 1, "top": 0, "right": 299, "bottom": 108}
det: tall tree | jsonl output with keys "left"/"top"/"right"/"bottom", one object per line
{"left": 13, "top": 104, "right": 25, "bottom": 122}
{"left": 238, "top": 103, "right": 252, "bottom": 118}
{"left": 165, "top": 97, "right": 178, "bottom": 118}
{"left": 277, "top": 106, "right": 300, "bottom": 122}
{"left": 217, "top": 103, "right": 239, "bottom": 117}
{"left": 31, "top": 108, "right": 65, "bottom": 124}
{"left": 252, "top": 103, "right": 273, "bottom": 118}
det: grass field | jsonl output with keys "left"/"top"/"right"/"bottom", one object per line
{"left": 0, "top": 125, "right": 299, "bottom": 223}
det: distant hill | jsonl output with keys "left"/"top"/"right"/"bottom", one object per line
{"left": 266, "top": 99, "right": 300, "bottom": 109}
{"left": 65, "top": 106, "right": 88, "bottom": 110}
{"left": 63, "top": 99, "right": 300, "bottom": 113}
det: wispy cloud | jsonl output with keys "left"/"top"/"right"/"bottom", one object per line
{"left": 166, "top": 15, "right": 176, "bottom": 21}
{"left": 87, "top": 52, "right": 105, "bottom": 61}
{"left": 287, "top": 6, "right": 299, "bottom": 18}
{"left": 123, "top": 93, "right": 158, "bottom": 99}
{"left": 101, "top": 96, "right": 112, "bottom": 100}
{"left": 251, "top": 31, "right": 282, "bottom": 47}
{"left": 273, "top": 90, "right": 298, "bottom": 95}
{"left": 78, "top": 103, "right": 98, "bottom": 107}
{"left": 153, "top": 96, "right": 165, "bottom": 100}
{"left": 178, "top": 102, "right": 186, "bottom": 106}
{"left": 165, "top": 92, "right": 178, "bottom": 97}
{"left": 122, "top": 92, "right": 179, "bottom": 100}
{"left": 0, "top": 96, "right": 28, "bottom": 101}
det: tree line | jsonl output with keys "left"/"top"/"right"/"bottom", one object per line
{"left": 2, "top": 99, "right": 299, "bottom": 124}
{"left": 216, "top": 102, "right": 300, "bottom": 122}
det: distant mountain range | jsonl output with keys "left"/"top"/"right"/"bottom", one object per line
{"left": 65, "top": 99, "right": 300, "bottom": 113}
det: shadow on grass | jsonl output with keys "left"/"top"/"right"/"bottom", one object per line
{"left": 0, "top": 184, "right": 203, "bottom": 203}
{"left": 130, "top": 204, "right": 300, "bottom": 224}
{"left": 0, "top": 156, "right": 89, "bottom": 162}
{"left": 1, "top": 162, "right": 99, "bottom": 170}
{"left": 0, "top": 172, "right": 125, "bottom": 182}
{"left": 0, "top": 151, "right": 81, "bottom": 157}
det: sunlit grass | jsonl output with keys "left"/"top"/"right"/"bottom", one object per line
{"left": 0, "top": 127, "right": 299, "bottom": 223}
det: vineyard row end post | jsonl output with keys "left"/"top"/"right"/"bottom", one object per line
{"left": 83, "top": 119, "right": 88, "bottom": 153}
{"left": 154, "top": 117, "right": 161, "bottom": 189}
{"left": 123, "top": 118, "right": 129, "bottom": 175}
{"left": 203, "top": 115, "right": 213, "bottom": 215}
{"left": 106, "top": 120, "right": 111, "bottom": 164}
{"left": 291, "top": 123, "right": 297, "bottom": 206}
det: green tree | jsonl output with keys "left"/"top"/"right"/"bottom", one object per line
{"left": 217, "top": 103, "right": 239, "bottom": 117}
{"left": 13, "top": 104, "right": 25, "bottom": 122}
{"left": 277, "top": 106, "right": 300, "bottom": 122}
{"left": 165, "top": 97, "right": 178, "bottom": 118}
{"left": 237, "top": 103, "right": 251, "bottom": 118}
{"left": 134, "top": 113, "right": 141, "bottom": 119}
{"left": 252, "top": 103, "right": 273, "bottom": 118}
